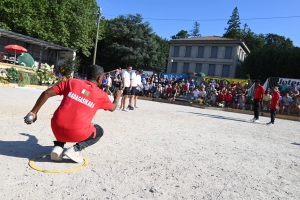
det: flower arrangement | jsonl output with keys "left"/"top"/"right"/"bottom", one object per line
{"left": 0, "top": 69, "right": 9, "bottom": 84}
{"left": 34, "top": 63, "right": 57, "bottom": 85}
{"left": 193, "top": 99, "right": 203, "bottom": 105}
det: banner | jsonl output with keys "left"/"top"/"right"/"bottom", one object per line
{"left": 278, "top": 78, "right": 300, "bottom": 86}
{"left": 204, "top": 76, "right": 249, "bottom": 86}
{"left": 161, "top": 73, "right": 188, "bottom": 80}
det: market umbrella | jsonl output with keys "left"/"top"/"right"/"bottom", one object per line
{"left": 4, "top": 44, "right": 27, "bottom": 65}
{"left": 18, "top": 53, "right": 35, "bottom": 67}
{"left": 196, "top": 72, "right": 205, "bottom": 77}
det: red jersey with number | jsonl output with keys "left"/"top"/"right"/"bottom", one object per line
{"left": 254, "top": 85, "right": 264, "bottom": 100}
{"left": 51, "top": 79, "right": 113, "bottom": 142}
{"left": 270, "top": 91, "right": 280, "bottom": 109}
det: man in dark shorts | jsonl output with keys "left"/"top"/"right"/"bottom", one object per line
{"left": 251, "top": 79, "right": 265, "bottom": 123}
{"left": 24, "top": 65, "right": 122, "bottom": 163}
{"left": 120, "top": 66, "right": 132, "bottom": 112}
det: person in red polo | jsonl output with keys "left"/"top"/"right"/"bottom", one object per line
{"left": 251, "top": 79, "right": 265, "bottom": 122}
{"left": 24, "top": 65, "right": 122, "bottom": 163}
{"left": 266, "top": 87, "right": 280, "bottom": 126}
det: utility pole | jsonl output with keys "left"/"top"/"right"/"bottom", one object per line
{"left": 92, "top": 6, "right": 101, "bottom": 65}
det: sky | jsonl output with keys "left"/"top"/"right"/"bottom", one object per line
{"left": 97, "top": 0, "right": 300, "bottom": 47}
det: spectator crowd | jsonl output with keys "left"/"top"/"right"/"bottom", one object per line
{"left": 102, "top": 68, "right": 300, "bottom": 116}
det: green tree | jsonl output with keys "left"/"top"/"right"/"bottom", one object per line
{"left": 190, "top": 21, "right": 201, "bottom": 38}
{"left": 95, "top": 14, "right": 163, "bottom": 72}
{"left": 241, "top": 35, "right": 299, "bottom": 81}
{"left": 171, "top": 30, "right": 190, "bottom": 39}
{"left": 223, "top": 7, "right": 241, "bottom": 39}
{"left": 152, "top": 35, "right": 170, "bottom": 72}
{"left": 240, "top": 23, "right": 265, "bottom": 51}
{"left": 0, "top": 0, "right": 101, "bottom": 56}
{"left": 264, "top": 33, "right": 294, "bottom": 51}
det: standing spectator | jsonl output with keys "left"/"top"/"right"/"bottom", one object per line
{"left": 133, "top": 69, "right": 143, "bottom": 108}
{"left": 128, "top": 70, "right": 137, "bottom": 110}
{"left": 280, "top": 93, "right": 293, "bottom": 115}
{"left": 101, "top": 76, "right": 108, "bottom": 92}
{"left": 267, "top": 87, "right": 280, "bottom": 126}
{"left": 120, "top": 66, "right": 132, "bottom": 112}
{"left": 251, "top": 79, "right": 264, "bottom": 122}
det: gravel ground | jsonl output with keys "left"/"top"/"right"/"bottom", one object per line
{"left": 0, "top": 86, "right": 299, "bottom": 200}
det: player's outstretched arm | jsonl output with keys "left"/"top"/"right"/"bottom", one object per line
{"left": 109, "top": 90, "right": 123, "bottom": 112}
{"left": 24, "top": 88, "right": 57, "bottom": 124}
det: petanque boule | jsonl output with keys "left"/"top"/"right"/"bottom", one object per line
{"left": 25, "top": 114, "right": 34, "bottom": 123}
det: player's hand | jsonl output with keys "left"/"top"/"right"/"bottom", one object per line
{"left": 114, "top": 90, "right": 123, "bottom": 99}
{"left": 24, "top": 112, "right": 37, "bottom": 125}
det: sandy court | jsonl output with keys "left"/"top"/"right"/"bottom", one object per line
{"left": 0, "top": 86, "right": 299, "bottom": 199}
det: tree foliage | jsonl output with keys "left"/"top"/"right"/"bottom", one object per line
{"left": 241, "top": 34, "right": 299, "bottom": 81}
{"left": 0, "top": 0, "right": 102, "bottom": 56}
{"left": 190, "top": 21, "right": 201, "bottom": 38}
{"left": 223, "top": 7, "right": 241, "bottom": 39}
{"left": 95, "top": 14, "right": 168, "bottom": 72}
{"left": 171, "top": 30, "right": 190, "bottom": 39}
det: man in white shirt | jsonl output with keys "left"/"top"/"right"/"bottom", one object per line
{"left": 121, "top": 66, "right": 132, "bottom": 112}
{"left": 132, "top": 69, "right": 143, "bottom": 108}
{"left": 128, "top": 70, "right": 137, "bottom": 110}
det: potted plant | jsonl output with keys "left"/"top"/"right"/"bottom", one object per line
{"left": 6, "top": 67, "right": 21, "bottom": 83}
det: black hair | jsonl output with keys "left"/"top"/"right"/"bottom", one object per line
{"left": 254, "top": 79, "right": 260, "bottom": 83}
{"left": 86, "top": 65, "right": 104, "bottom": 80}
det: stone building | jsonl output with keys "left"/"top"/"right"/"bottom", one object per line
{"left": 167, "top": 36, "right": 250, "bottom": 78}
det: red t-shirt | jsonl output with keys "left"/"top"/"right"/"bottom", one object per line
{"left": 270, "top": 91, "right": 280, "bottom": 109}
{"left": 51, "top": 79, "right": 113, "bottom": 142}
{"left": 225, "top": 94, "right": 233, "bottom": 102}
{"left": 254, "top": 85, "right": 264, "bottom": 100}
{"left": 218, "top": 93, "right": 225, "bottom": 101}
{"left": 166, "top": 87, "right": 172, "bottom": 93}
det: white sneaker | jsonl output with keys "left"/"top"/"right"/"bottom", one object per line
{"left": 63, "top": 146, "right": 83, "bottom": 163}
{"left": 253, "top": 119, "right": 259, "bottom": 123}
{"left": 134, "top": 105, "right": 139, "bottom": 108}
{"left": 267, "top": 122, "right": 274, "bottom": 126}
{"left": 50, "top": 146, "right": 63, "bottom": 161}
{"left": 122, "top": 108, "right": 128, "bottom": 112}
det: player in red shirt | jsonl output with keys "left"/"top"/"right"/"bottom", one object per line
{"left": 24, "top": 65, "right": 122, "bottom": 163}
{"left": 251, "top": 79, "right": 265, "bottom": 122}
{"left": 266, "top": 87, "right": 280, "bottom": 126}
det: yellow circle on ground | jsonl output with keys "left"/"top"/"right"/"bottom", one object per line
{"left": 29, "top": 154, "right": 89, "bottom": 173}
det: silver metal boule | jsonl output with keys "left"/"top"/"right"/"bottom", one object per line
{"left": 26, "top": 114, "right": 34, "bottom": 122}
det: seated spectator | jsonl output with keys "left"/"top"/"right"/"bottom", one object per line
{"left": 198, "top": 88, "right": 207, "bottom": 100}
{"left": 207, "top": 89, "right": 218, "bottom": 106}
{"left": 237, "top": 94, "right": 246, "bottom": 109}
{"left": 294, "top": 95, "right": 300, "bottom": 114}
{"left": 189, "top": 79, "right": 195, "bottom": 91}
{"left": 280, "top": 93, "right": 293, "bottom": 115}
{"left": 263, "top": 90, "right": 272, "bottom": 111}
{"left": 230, "top": 81, "right": 237, "bottom": 88}
{"left": 166, "top": 84, "right": 172, "bottom": 99}
{"left": 143, "top": 82, "right": 150, "bottom": 96}
{"left": 232, "top": 92, "right": 239, "bottom": 109}
{"left": 215, "top": 83, "right": 221, "bottom": 92}
{"left": 290, "top": 87, "right": 299, "bottom": 96}
{"left": 280, "top": 81, "right": 289, "bottom": 95}
{"left": 149, "top": 83, "right": 157, "bottom": 97}
{"left": 218, "top": 88, "right": 226, "bottom": 104}
{"left": 155, "top": 84, "right": 163, "bottom": 98}
{"left": 225, "top": 91, "right": 233, "bottom": 107}
{"left": 193, "top": 88, "right": 200, "bottom": 100}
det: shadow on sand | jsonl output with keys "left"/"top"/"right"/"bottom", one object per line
{"left": 0, "top": 133, "right": 52, "bottom": 160}
{"left": 181, "top": 111, "right": 253, "bottom": 123}
{"left": 291, "top": 142, "right": 300, "bottom": 146}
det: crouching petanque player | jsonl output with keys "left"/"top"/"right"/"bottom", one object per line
{"left": 24, "top": 65, "right": 122, "bottom": 163}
